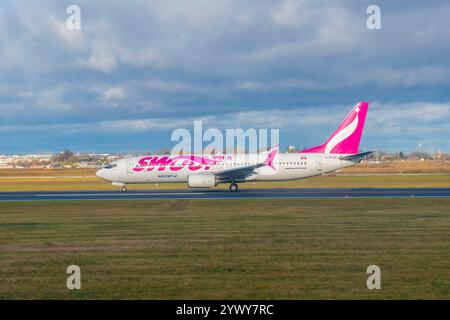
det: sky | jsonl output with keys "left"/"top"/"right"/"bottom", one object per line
{"left": 0, "top": 0, "right": 449, "bottom": 154}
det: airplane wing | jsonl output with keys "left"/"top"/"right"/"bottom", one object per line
{"left": 214, "top": 163, "right": 265, "bottom": 182}
{"left": 213, "top": 144, "right": 279, "bottom": 183}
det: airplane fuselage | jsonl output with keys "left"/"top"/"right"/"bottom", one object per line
{"left": 96, "top": 152, "right": 357, "bottom": 185}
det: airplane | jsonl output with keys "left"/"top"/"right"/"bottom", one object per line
{"left": 96, "top": 102, "right": 371, "bottom": 192}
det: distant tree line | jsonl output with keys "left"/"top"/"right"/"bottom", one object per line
{"left": 52, "top": 149, "right": 79, "bottom": 163}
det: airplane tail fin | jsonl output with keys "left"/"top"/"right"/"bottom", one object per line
{"left": 301, "top": 102, "right": 369, "bottom": 154}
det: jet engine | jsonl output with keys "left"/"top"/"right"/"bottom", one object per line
{"left": 187, "top": 174, "right": 217, "bottom": 188}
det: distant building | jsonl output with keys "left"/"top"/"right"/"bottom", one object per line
{"left": 287, "top": 146, "right": 296, "bottom": 153}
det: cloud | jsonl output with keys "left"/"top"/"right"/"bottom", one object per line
{"left": 36, "top": 86, "right": 70, "bottom": 111}
{"left": 0, "top": 0, "right": 450, "bottom": 152}
{"left": 1, "top": 100, "right": 450, "bottom": 153}
{"left": 369, "top": 102, "right": 450, "bottom": 128}
{"left": 50, "top": 15, "right": 83, "bottom": 47}
{"left": 84, "top": 50, "right": 117, "bottom": 73}
{"left": 102, "top": 86, "right": 126, "bottom": 101}
{"left": 273, "top": 0, "right": 311, "bottom": 27}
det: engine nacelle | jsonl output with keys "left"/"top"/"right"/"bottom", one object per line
{"left": 187, "top": 174, "right": 217, "bottom": 188}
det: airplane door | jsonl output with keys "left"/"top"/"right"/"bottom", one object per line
{"left": 316, "top": 157, "right": 323, "bottom": 172}
{"left": 126, "top": 159, "right": 134, "bottom": 174}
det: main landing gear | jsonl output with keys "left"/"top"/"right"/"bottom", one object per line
{"left": 229, "top": 183, "right": 238, "bottom": 192}
{"left": 121, "top": 186, "right": 128, "bottom": 192}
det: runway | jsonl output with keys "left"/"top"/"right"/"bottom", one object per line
{"left": 0, "top": 188, "right": 450, "bottom": 202}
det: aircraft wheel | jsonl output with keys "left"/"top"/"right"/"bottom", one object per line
{"left": 121, "top": 186, "right": 128, "bottom": 192}
{"left": 229, "top": 183, "right": 238, "bottom": 192}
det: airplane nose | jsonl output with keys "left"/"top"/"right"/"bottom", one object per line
{"left": 96, "top": 169, "right": 107, "bottom": 180}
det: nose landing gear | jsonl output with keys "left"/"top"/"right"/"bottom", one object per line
{"left": 229, "top": 183, "right": 238, "bottom": 192}
{"left": 112, "top": 182, "right": 127, "bottom": 192}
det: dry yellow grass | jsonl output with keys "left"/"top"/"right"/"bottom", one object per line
{"left": 0, "top": 168, "right": 95, "bottom": 177}
{"left": 342, "top": 160, "right": 450, "bottom": 174}
{"left": 0, "top": 161, "right": 449, "bottom": 192}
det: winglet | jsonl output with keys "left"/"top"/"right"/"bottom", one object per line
{"left": 264, "top": 144, "right": 279, "bottom": 170}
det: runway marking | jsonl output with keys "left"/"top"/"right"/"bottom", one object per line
{"left": 0, "top": 194, "right": 449, "bottom": 202}
{"left": 35, "top": 192, "right": 206, "bottom": 197}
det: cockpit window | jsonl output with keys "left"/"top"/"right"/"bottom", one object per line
{"left": 103, "top": 164, "right": 117, "bottom": 169}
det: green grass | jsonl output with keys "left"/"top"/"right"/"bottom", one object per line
{"left": 0, "top": 174, "right": 449, "bottom": 191}
{"left": 0, "top": 199, "right": 449, "bottom": 299}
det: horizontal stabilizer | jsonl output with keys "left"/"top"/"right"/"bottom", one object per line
{"left": 339, "top": 151, "right": 373, "bottom": 161}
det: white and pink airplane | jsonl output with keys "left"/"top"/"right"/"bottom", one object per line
{"left": 96, "top": 102, "right": 371, "bottom": 192}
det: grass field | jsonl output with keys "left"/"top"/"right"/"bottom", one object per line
{"left": 0, "top": 199, "right": 449, "bottom": 299}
